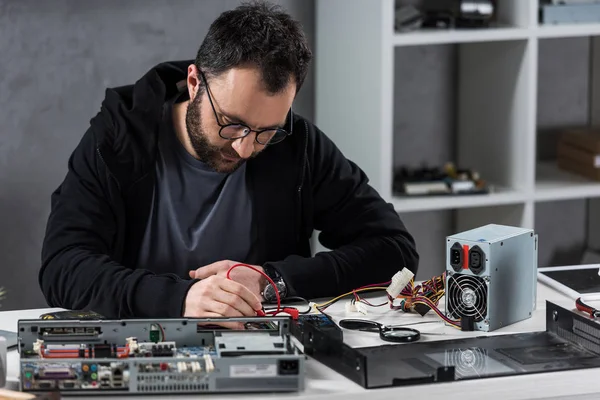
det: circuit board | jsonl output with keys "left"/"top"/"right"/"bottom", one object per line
{"left": 18, "top": 316, "right": 304, "bottom": 394}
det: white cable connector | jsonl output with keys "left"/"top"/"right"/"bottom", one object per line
{"left": 308, "top": 302, "right": 320, "bottom": 314}
{"left": 356, "top": 302, "right": 368, "bottom": 315}
{"left": 33, "top": 339, "right": 44, "bottom": 356}
{"left": 125, "top": 337, "right": 139, "bottom": 353}
{"left": 345, "top": 301, "right": 357, "bottom": 313}
{"left": 203, "top": 354, "right": 214, "bottom": 372}
{"left": 386, "top": 268, "right": 414, "bottom": 299}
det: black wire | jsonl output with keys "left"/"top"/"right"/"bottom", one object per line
{"left": 263, "top": 296, "right": 312, "bottom": 314}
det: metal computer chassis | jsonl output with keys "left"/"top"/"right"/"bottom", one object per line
{"left": 302, "top": 301, "right": 600, "bottom": 389}
{"left": 17, "top": 316, "right": 304, "bottom": 395}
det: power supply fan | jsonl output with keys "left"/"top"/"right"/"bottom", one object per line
{"left": 447, "top": 274, "right": 488, "bottom": 322}
{"left": 444, "top": 347, "right": 488, "bottom": 379}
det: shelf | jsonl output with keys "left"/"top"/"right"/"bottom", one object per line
{"left": 390, "top": 188, "right": 526, "bottom": 213}
{"left": 535, "top": 162, "right": 600, "bottom": 202}
{"left": 536, "top": 24, "right": 600, "bottom": 39}
{"left": 392, "top": 27, "right": 530, "bottom": 47}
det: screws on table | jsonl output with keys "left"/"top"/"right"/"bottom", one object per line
{"left": 575, "top": 297, "right": 600, "bottom": 318}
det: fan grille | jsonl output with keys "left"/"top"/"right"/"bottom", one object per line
{"left": 447, "top": 274, "right": 488, "bottom": 322}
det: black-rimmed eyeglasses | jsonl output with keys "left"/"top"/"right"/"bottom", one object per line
{"left": 199, "top": 72, "right": 293, "bottom": 146}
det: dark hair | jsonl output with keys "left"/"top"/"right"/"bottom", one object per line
{"left": 195, "top": 1, "right": 312, "bottom": 94}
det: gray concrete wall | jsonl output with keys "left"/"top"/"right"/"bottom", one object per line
{"left": 0, "top": 0, "right": 314, "bottom": 311}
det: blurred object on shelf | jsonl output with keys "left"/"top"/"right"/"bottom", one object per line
{"left": 393, "top": 162, "right": 491, "bottom": 197}
{"left": 394, "top": 0, "right": 495, "bottom": 32}
{"left": 457, "top": 0, "right": 495, "bottom": 27}
{"left": 540, "top": 0, "right": 600, "bottom": 24}
{"left": 421, "top": 9, "right": 455, "bottom": 29}
{"left": 557, "top": 127, "right": 600, "bottom": 181}
{"left": 395, "top": 5, "right": 423, "bottom": 32}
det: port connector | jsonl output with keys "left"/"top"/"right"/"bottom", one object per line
{"left": 37, "top": 381, "right": 55, "bottom": 389}
{"left": 278, "top": 360, "right": 299, "bottom": 375}
{"left": 60, "top": 381, "right": 76, "bottom": 389}
{"left": 450, "top": 242, "right": 463, "bottom": 272}
{"left": 469, "top": 245, "right": 485, "bottom": 274}
{"left": 39, "top": 326, "right": 102, "bottom": 341}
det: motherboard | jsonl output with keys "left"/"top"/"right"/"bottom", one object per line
{"left": 17, "top": 317, "right": 304, "bottom": 394}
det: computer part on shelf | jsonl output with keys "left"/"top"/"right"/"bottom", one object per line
{"left": 540, "top": 0, "right": 600, "bottom": 24}
{"left": 17, "top": 316, "right": 304, "bottom": 395}
{"left": 393, "top": 162, "right": 491, "bottom": 197}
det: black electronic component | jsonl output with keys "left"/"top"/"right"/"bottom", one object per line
{"left": 93, "top": 344, "right": 113, "bottom": 358}
{"left": 460, "top": 316, "right": 475, "bottom": 331}
{"left": 291, "top": 314, "right": 342, "bottom": 345}
{"left": 468, "top": 245, "right": 485, "bottom": 274}
{"left": 278, "top": 360, "right": 299, "bottom": 375}
{"left": 450, "top": 242, "right": 463, "bottom": 272}
{"left": 150, "top": 344, "right": 175, "bottom": 357}
{"left": 413, "top": 303, "right": 431, "bottom": 316}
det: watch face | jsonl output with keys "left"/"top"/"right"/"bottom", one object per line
{"left": 264, "top": 281, "right": 287, "bottom": 303}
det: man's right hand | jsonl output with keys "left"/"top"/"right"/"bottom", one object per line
{"left": 183, "top": 275, "right": 263, "bottom": 330}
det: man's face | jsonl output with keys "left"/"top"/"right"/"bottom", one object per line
{"left": 185, "top": 66, "right": 296, "bottom": 173}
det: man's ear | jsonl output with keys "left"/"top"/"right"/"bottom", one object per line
{"left": 187, "top": 64, "right": 201, "bottom": 100}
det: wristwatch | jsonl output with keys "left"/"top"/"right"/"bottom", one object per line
{"left": 262, "top": 264, "right": 287, "bottom": 303}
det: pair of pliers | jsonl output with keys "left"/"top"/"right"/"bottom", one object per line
{"left": 576, "top": 297, "right": 600, "bottom": 318}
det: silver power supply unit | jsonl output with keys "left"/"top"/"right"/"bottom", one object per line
{"left": 445, "top": 224, "right": 538, "bottom": 332}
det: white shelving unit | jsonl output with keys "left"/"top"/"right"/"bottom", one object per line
{"left": 314, "top": 0, "right": 600, "bottom": 270}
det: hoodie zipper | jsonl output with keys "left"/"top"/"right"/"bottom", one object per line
{"left": 296, "top": 120, "right": 309, "bottom": 243}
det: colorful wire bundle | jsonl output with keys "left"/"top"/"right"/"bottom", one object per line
{"left": 225, "top": 264, "right": 461, "bottom": 328}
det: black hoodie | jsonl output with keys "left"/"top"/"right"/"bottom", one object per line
{"left": 39, "top": 60, "right": 419, "bottom": 318}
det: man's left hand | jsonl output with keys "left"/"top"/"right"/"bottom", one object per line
{"left": 190, "top": 260, "right": 267, "bottom": 302}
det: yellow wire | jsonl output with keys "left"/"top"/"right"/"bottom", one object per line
{"left": 411, "top": 301, "right": 461, "bottom": 330}
{"left": 313, "top": 287, "right": 389, "bottom": 308}
{"left": 314, "top": 279, "right": 462, "bottom": 331}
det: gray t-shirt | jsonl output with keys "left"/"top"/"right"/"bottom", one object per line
{"left": 136, "top": 95, "right": 253, "bottom": 277}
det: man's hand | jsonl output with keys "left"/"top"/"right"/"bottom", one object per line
{"left": 183, "top": 275, "right": 262, "bottom": 330}
{"left": 189, "top": 260, "right": 267, "bottom": 302}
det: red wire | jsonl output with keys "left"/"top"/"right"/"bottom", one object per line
{"left": 226, "top": 263, "right": 281, "bottom": 315}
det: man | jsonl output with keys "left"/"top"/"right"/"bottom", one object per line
{"left": 39, "top": 1, "right": 419, "bottom": 321}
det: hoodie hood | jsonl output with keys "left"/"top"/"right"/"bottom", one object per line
{"left": 92, "top": 60, "right": 194, "bottom": 189}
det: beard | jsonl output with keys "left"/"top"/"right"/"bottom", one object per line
{"left": 184, "top": 92, "right": 247, "bottom": 173}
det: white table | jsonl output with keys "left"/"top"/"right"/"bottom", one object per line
{"left": 2, "top": 284, "right": 600, "bottom": 400}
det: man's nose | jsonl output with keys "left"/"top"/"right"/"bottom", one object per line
{"left": 231, "top": 135, "right": 255, "bottom": 159}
